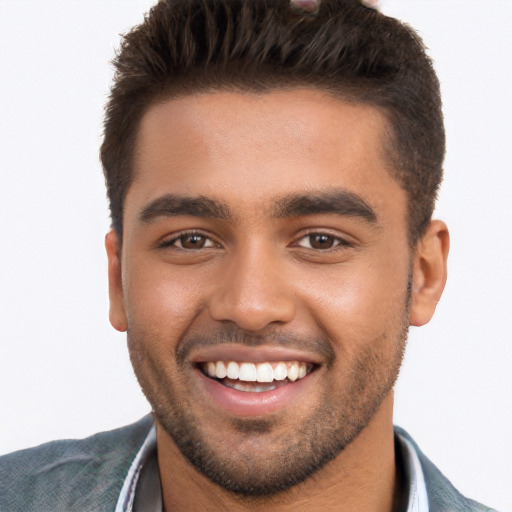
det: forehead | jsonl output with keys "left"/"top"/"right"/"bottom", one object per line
{"left": 128, "top": 88, "right": 404, "bottom": 223}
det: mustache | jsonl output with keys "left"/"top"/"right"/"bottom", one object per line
{"left": 175, "top": 324, "right": 336, "bottom": 367}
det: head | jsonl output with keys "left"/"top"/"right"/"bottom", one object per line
{"left": 101, "top": 0, "right": 445, "bottom": 246}
{"left": 102, "top": 0, "right": 449, "bottom": 500}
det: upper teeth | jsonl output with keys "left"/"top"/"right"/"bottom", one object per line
{"left": 203, "top": 361, "right": 310, "bottom": 383}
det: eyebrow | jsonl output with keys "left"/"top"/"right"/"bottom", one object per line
{"left": 139, "top": 189, "right": 377, "bottom": 225}
{"left": 139, "top": 194, "right": 231, "bottom": 223}
{"left": 272, "top": 190, "right": 377, "bottom": 223}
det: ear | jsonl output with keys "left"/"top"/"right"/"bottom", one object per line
{"left": 105, "top": 230, "right": 128, "bottom": 332}
{"left": 409, "top": 220, "right": 450, "bottom": 327}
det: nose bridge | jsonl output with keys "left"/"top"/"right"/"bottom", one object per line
{"left": 209, "top": 239, "right": 296, "bottom": 331}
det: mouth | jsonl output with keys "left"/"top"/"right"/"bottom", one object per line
{"left": 197, "top": 360, "right": 315, "bottom": 393}
{"left": 189, "top": 344, "right": 323, "bottom": 416}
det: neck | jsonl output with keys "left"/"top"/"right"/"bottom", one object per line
{"left": 157, "top": 392, "right": 399, "bottom": 512}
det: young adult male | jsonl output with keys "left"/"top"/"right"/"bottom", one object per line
{"left": 0, "top": 0, "right": 499, "bottom": 511}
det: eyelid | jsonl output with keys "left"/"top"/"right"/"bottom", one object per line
{"left": 157, "top": 229, "right": 221, "bottom": 249}
{"left": 291, "top": 230, "right": 355, "bottom": 250}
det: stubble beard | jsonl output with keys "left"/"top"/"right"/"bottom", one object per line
{"left": 127, "top": 304, "right": 409, "bottom": 498}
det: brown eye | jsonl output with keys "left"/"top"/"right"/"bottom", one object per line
{"left": 180, "top": 234, "right": 207, "bottom": 249}
{"left": 309, "top": 234, "right": 335, "bottom": 249}
{"left": 166, "top": 233, "right": 217, "bottom": 250}
{"left": 296, "top": 233, "right": 348, "bottom": 250}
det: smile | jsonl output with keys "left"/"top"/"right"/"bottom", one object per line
{"left": 199, "top": 361, "right": 314, "bottom": 392}
{"left": 190, "top": 345, "right": 323, "bottom": 416}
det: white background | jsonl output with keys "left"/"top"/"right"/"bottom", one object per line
{"left": 1, "top": 1, "right": 511, "bottom": 510}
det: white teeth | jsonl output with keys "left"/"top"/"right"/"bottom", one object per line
{"left": 203, "top": 360, "right": 312, "bottom": 384}
{"left": 226, "top": 361, "right": 239, "bottom": 379}
{"left": 224, "top": 381, "right": 278, "bottom": 393}
{"left": 288, "top": 362, "right": 299, "bottom": 382}
{"left": 239, "top": 363, "right": 257, "bottom": 381}
{"left": 273, "top": 362, "right": 287, "bottom": 381}
{"left": 256, "top": 362, "right": 274, "bottom": 383}
{"left": 206, "top": 361, "right": 216, "bottom": 378}
{"left": 215, "top": 361, "right": 227, "bottom": 379}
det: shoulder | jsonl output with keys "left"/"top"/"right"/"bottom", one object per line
{"left": 394, "top": 426, "right": 499, "bottom": 512}
{"left": 0, "top": 415, "right": 154, "bottom": 512}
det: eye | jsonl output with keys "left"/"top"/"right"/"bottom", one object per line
{"left": 295, "top": 233, "right": 350, "bottom": 250}
{"left": 161, "top": 232, "right": 218, "bottom": 250}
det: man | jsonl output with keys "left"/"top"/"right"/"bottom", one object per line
{"left": 0, "top": 0, "right": 500, "bottom": 510}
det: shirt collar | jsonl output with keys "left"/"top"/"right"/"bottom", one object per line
{"left": 117, "top": 424, "right": 429, "bottom": 511}
{"left": 396, "top": 430, "right": 430, "bottom": 512}
{"left": 115, "top": 425, "right": 161, "bottom": 512}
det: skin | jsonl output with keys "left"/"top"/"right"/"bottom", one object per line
{"left": 106, "top": 89, "right": 449, "bottom": 511}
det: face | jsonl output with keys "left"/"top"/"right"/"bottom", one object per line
{"left": 109, "top": 89, "right": 413, "bottom": 496}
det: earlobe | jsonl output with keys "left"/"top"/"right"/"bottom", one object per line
{"left": 409, "top": 220, "right": 450, "bottom": 327}
{"left": 105, "top": 230, "right": 128, "bottom": 332}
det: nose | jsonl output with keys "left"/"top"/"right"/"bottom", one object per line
{"left": 208, "top": 244, "right": 296, "bottom": 332}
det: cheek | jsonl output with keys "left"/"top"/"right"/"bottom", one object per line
{"left": 300, "top": 259, "right": 410, "bottom": 344}
{"left": 123, "top": 260, "right": 208, "bottom": 335}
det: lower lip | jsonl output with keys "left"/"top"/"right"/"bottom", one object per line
{"left": 196, "top": 369, "right": 317, "bottom": 417}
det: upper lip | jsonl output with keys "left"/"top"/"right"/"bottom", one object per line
{"left": 189, "top": 344, "right": 324, "bottom": 365}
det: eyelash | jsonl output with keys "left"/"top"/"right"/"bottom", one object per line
{"left": 293, "top": 232, "right": 353, "bottom": 251}
{"left": 158, "top": 230, "right": 353, "bottom": 252}
{"left": 158, "top": 230, "right": 219, "bottom": 250}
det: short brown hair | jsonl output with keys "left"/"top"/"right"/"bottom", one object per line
{"left": 101, "top": 0, "right": 445, "bottom": 244}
